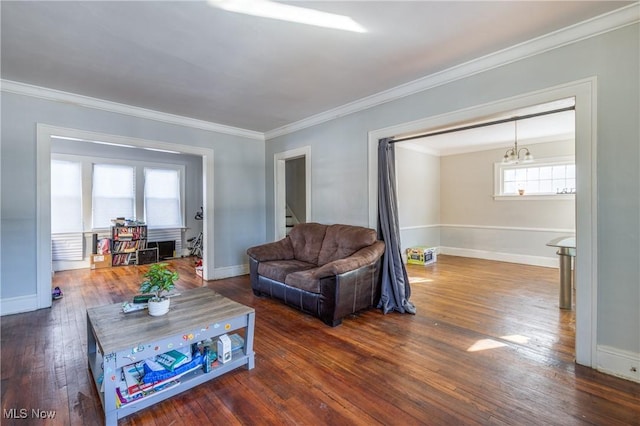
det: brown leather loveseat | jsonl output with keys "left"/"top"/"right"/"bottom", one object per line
{"left": 246, "top": 223, "right": 385, "bottom": 326}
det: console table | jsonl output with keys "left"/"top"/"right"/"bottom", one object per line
{"left": 87, "top": 287, "right": 255, "bottom": 425}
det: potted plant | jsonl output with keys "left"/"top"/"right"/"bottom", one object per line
{"left": 139, "top": 263, "right": 179, "bottom": 316}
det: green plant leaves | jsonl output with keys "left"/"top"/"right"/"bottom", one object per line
{"left": 139, "top": 262, "right": 179, "bottom": 299}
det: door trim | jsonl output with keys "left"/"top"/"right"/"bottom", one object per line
{"left": 36, "top": 124, "right": 215, "bottom": 310}
{"left": 367, "top": 77, "right": 598, "bottom": 367}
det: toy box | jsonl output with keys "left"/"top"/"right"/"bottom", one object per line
{"left": 90, "top": 254, "right": 112, "bottom": 269}
{"left": 406, "top": 246, "right": 437, "bottom": 266}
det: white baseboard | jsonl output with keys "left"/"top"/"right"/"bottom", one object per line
{"left": 597, "top": 345, "right": 640, "bottom": 383}
{"left": 0, "top": 294, "right": 39, "bottom": 316}
{"left": 439, "top": 246, "right": 558, "bottom": 268}
{"left": 53, "top": 260, "right": 91, "bottom": 271}
{"left": 213, "top": 264, "right": 249, "bottom": 280}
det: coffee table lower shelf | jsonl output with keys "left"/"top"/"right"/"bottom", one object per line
{"left": 86, "top": 288, "right": 255, "bottom": 425}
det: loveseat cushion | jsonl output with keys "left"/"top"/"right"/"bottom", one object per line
{"left": 289, "top": 223, "right": 328, "bottom": 265}
{"left": 285, "top": 269, "right": 321, "bottom": 293}
{"left": 257, "top": 259, "right": 317, "bottom": 283}
{"left": 247, "top": 237, "right": 294, "bottom": 262}
{"left": 317, "top": 224, "right": 378, "bottom": 266}
{"left": 314, "top": 241, "right": 385, "bottom": 277}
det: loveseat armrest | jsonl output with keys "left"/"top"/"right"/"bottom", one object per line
{"left": 314, "top": 240, "right": 385, "bottom": 278}
{"left": 246, "top": 237, "right": 295, "bottom": 262}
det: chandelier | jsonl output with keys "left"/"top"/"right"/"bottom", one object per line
{"left": 502, "top": 119, "right": 533, "bottom": 164}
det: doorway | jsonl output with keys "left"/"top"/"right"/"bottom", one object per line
{"left": 274, "top": 146, "right": 311, "bottom": 240}
{"left": 36, "top": 124, "right": 215, "bottom": 310}
{"left": 367, "top": 78, "right": 597, "bottom": 368}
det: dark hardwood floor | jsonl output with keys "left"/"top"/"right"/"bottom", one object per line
{"left": 2, "top": 255, "right": 639, "bottom": 425}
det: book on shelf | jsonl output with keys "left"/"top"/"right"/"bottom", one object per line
{"left": 112, "top": 253, "right": 132, "bottom": 266}
{"left": 115, "top": 377, "right": 180, "bottom": 407}
{"left": 156, "top": 349, "right": 190, "bottom": 372}
{"left": 122, "top": 362, "right": 154, "bottom": 396}
{"left": 120, "top": 359, "right": 193, "bottom": 399}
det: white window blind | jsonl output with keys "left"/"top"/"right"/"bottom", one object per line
{"left": 92, "top": 164, "right": 135, "bottom": 228}
{"left": 51, "top": 160, "right": 83, "bottom": 233}
{"left": 144, "top": 168, "right": 182, "bottom": 228}
{"left": 51, "top": 160, "right": 84, "bottom": 260}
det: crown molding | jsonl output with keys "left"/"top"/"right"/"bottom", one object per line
{"left": 265, "top": 3, "right": 639, "bottom": 140}
{"left": 0, "top": 79, "right": 265, "bottom": 141}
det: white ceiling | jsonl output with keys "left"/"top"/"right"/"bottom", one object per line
{"left": 399, "top": 98, "right": 576, "bottom": 156}
{"left": 0, "top": 1, "right": 632, "bottom": 136}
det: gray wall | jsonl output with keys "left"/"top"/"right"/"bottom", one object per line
{"left": 266, "top": 25, "right": 639, "bottom": 356}
{"left": 396, "top": 146, "right": 440, "bottom": 251}
{"left": 439, "top": 139, "right": 575, "bottom": 261}
{"left": 396, "top": 140, "right": 575, "bottom": 263}
{"left": 1, "top": 92, "right": 266, "bottom": 299}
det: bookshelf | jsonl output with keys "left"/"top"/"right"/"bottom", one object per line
{"left": 111, "top": 225, "right": 148, "bottom": 266}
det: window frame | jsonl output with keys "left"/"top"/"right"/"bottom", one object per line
{"left": 493, "top": 155, "right": 576, "bottom": 201}
{"left": 51, "top": 153, "right": 186, "bottom": 232}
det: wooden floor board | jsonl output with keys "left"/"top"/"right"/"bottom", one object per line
{"left": 1, "top": 255, "right": 639, "bottom": 425}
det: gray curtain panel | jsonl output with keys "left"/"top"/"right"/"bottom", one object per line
{"left": 377, "top": 138, "right": 416, "bottom": 315}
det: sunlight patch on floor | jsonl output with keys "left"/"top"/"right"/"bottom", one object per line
{"left": 408, "top": 277, "right": 433, "bottom": 284}
{"left": 467, "top": 334, "right": 530, "bottom": 352}
{"left": 501, "top": 334, "right": 530, "bottom": 344}
{"left": 467, "top": 339, "right": 508, "bottom": 352}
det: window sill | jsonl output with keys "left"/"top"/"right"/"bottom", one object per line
{"left": 493, "top": 194, "right": 575, "bottom": 201}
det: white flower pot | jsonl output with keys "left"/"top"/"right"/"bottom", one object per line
{"left": 148, "top": 298, "right": 170, "bottom": 316}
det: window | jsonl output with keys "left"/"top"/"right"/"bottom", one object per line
{"left": 92, "top": 164, "right": 135, "bottom": 228}
{"left": 144, "top": 168, "right": 183, "bottom": 227}
{"left": 495, "top": 157, "right": 575, "bottom": 198}
{"left": 51, "top": 160, "right": 83, "bottom": 233}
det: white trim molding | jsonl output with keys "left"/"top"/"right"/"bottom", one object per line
{"left": 1, "top": 80, "right": 264, "bottom": 141}
{"left": 267, "top": 3, "right": 637, "bottom": 140}
{"left": 597, "top": 345, "right": 640, "bottom": 383}
{"left": 440, "top": 224, "right": 576, "bottom": 234}
{"left": 213, "top": 264, "right": 250, "bottom": 280}
{"left": 399, "top": 224, "right": 440, "bottom": 231}
{"left": 439, "top": 246, "right": 558, "bottom": 269}
{"left": 0, "top": 294, "right": 39, "bottom": 317}
{"left": 401, "top": 223, "right": 575, "bottom": 234}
